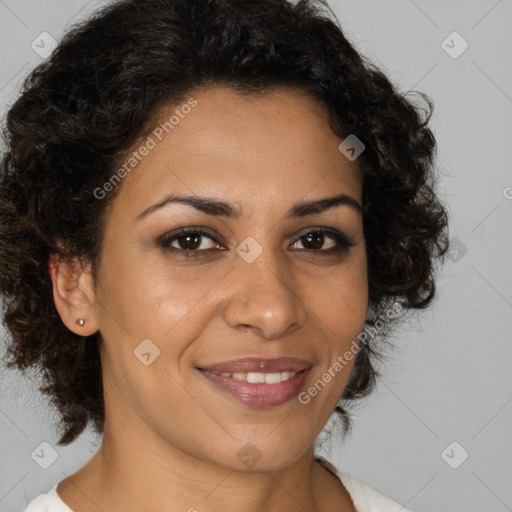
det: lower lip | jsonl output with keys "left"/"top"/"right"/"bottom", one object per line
{"left": 198, "top": 369, "right": 311, "bottom": 407}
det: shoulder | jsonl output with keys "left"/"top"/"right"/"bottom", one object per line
{"left": 315, "top": 456, "right": 413, "bottom": 512}
{"left": 338, "top": 470, "right": 412, "bottom": 512}
{"left": 22, "top": 484, "right": 74, "bottom": 512}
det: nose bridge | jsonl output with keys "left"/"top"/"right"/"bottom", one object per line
{"left": 223, "top": 241, "right": 308, "bottom": 339}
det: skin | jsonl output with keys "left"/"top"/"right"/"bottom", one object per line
{"left": 49, "top": 85, "right": 368, "bottom": 512}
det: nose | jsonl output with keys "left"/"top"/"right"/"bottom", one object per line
{"left": 222, "top": 249, "right": 308, "bottom": 340}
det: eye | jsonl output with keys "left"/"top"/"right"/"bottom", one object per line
{"left": 159, "top": 227, "right": 223, "bottom": 258}
{"left": 158, "top": 226, "right": 355, "bottom": 259}
{"left": 289, "top": 228, "right": 355, "bottom": 255}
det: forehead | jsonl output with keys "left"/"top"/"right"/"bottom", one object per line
{"left": 109, "top": 85, "right": 362, "bottom": 217}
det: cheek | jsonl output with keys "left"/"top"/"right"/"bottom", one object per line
{"left": 306, "top": 256, "right": 368, "bottom": 346}
{"left": 96, "top": 249, "right": 222, "bottom": 341}
{"left": 96, "top": 230, "right": 367, "bottom": 365}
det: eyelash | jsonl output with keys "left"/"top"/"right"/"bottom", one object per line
{"left": 158, "top": 226, "right": 355, "bottom": 258}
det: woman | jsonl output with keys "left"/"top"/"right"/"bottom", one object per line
{"left": 0, "top": 0, "right": 449, "bottom": 510}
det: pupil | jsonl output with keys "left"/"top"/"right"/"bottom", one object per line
{"left": 179, "top": 234, "right": 201, "bottom": 250}
{"left": 304, "top": 233, "right": 323, "bottom": 250}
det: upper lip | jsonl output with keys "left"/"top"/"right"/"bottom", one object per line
{"left": 198, "top": 357, "right": 313, "bottom": 373}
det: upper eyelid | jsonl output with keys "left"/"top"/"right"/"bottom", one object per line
{"left": 160, "top": 227, "right": 222, "bottom": 244}
{"left": 160, "top": 226, "right": 352, "bottom": 249}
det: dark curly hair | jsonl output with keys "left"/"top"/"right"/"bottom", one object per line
{"left": 0, "top": 0, "right": 449, "bottom": 445}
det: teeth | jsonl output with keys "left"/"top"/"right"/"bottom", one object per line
{"left": 221, "top": 371, "right": 297, "bottom": 383}
{"left": 247, "top": 372, "right": 265, "bottom": 383}
{"left": 264, "top": 372, "right": 282, "bottom": 384}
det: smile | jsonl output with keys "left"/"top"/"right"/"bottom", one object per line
{"left": 197, "top": 357, "right": 313, "bottom": 407}
{"left": 211, "top": 371, "right": 297, "bottom": 383}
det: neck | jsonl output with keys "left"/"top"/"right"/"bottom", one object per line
{"left": 57, "top": 414, "right": 340, "bottom": 512}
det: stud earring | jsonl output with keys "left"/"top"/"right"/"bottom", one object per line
{"left": 76, "top": 318, "right": 85, "bottom": 326}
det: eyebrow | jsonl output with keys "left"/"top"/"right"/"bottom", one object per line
{"left": 135, "top": 193, "right": 362, "bottom": 221}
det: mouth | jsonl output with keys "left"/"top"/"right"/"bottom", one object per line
{"left": 197, "top": 357, "right": 313, "bottom": 407}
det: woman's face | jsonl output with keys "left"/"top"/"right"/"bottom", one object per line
{"left": 91, "top": 85, "right": 368, "bottom": 471}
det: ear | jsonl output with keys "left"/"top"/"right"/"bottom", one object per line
{"left": 48, "top": 253, "right": 99, "bottom": 336}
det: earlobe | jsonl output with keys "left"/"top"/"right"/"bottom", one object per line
{"left": 48, "top": 253, "right": 99, "bottom": 336}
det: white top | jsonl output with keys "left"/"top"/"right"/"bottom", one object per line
{"left": 23, "top": 461, "right": 411, "bottom": 512}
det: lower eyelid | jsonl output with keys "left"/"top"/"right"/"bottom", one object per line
{"left": 160, "top": 228, "right": 354, "bottom": 255}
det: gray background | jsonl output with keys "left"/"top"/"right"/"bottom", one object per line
{"left": 0, "top": 1, "right": 511, "bottom": 511}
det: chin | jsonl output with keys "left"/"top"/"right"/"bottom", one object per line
{"left": 203, "top": 433, "right": 313, "bottom": 473}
